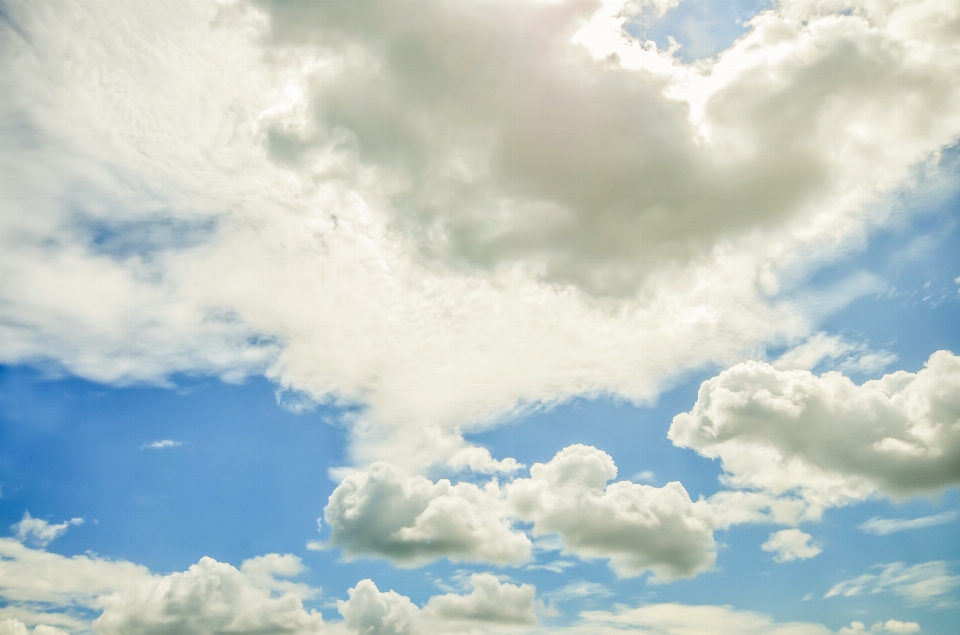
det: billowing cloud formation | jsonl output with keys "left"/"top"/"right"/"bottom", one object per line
{"left": 322, "top": 445, "right": 714, "bottom": 580}
{"left": 507, "top": 445, "right": 714, "bottom": 580}
{"left": 338, "top": 574, "right": 536, "bottom": 635}
{"left": 826, "top": 561, "right": 960, "bottom": 608}
{"left": 3, "top": 0, "right": 960, "bottom": 471}
{"left": 670, "top": 351, "right": 960, "bottom": 508}
{"left": 95, "top": 556, "right": 325, "bottom": 635}
{"left": 322, "top": 462, "right": 530, "bottom": 566}
{"left": 10, "top": 512, "right": 83, "bottom": 547}
{"left": 761, "top": 529, "right": 822, "bottom": 563}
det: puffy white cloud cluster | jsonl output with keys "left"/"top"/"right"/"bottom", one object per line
{"left": 761, "top": 529, "right": 822, "bottom": 563}
{"left": 95, "top": 556, "right": 326, "bottom": 635}
{"left": 321, "top": 462, "right": 531, "bottom": 566}
{"left": 3, "top": 0, "right": 960, "bottom": 472}
{"left": 322, "top": 445, "right": 714, "bottom": 580}
{"left": 0, "top": 620, "right": 67, "bottom": 635}
{"left": 670, "top": 351, "right": 960, "bottom": 520}
{"left": 339, "top": 574, "right": 536, "bottom": 635}
{"left": 506, "top": 445, "right": 715, "bottom": 580}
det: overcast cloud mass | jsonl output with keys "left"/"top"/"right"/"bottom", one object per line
{"left": 1, "top": 0, "right": 959, "bottom": 632}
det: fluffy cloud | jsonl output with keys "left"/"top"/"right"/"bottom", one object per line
{"left": 825, "top": 561, "right": 960, "bottom": 608}
{"left": 761, "top": 529, "right": 822, "bottom": 563}
{"left": 95, "top": 556, "right": 326, "bottom": 635}
{"left": 0, "top": 621, "right": 67, "bottom": 635}
{"left": 3, "top": 0, "right": 960, "bottom": 472}
{"left": 320, "top": 462, "right": 531, "bottom": 566}
{"left": 507, "top": 445, "right": 715, "bottom": 580}
{"left": 838, "top": 621, "right": 921, "bottom": 635}
{"left": 338, "top": 574, "right": 536, "bottom": 635}
{"left": 669, "top": 351, "right": 960, "bottom": 509}
{"left": 10, "top": 512, "right": 83, "bottom": 548}
{"left": 321, "top": 445, "right": 714, "bottom": 580}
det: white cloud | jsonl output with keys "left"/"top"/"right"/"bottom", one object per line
{"left": 669, "top": 351, "right": 960, "bottom": 508}
{"left": 507, "top": 445, "right": 715, "bottom": 581}
{"left": 761, "top": 529, "right": 822, "bottom": 563}
{"left": 825, "top": 561, "right": 960, "bottom": 608}
{"left": 10, "top": 512, "right": 83, "bottom": 547}
{"left": 2, "top": 0, "right": 960, "bottom": 473}
{"left": 140, "top": 439, "right": 183, "bottom": 450}
{"left": 319, "top": 462, "right": 530, "bottom": 567}
{"left": 562, "top": 602, "right": 838, "bottom": 634}
{"left": 773, "top": 332, "right": 896, "bottom": 376}
{"left": 321, "top": 445, "right": 714, "bottom": 580}
{"left": 0, "top": 620, "right": 68, "bottom": 635}
{"left": 338, "top": 574, "right": 536, "bottom": 635}
{"left": 95, "top": 556, "right": 326, "bottom": 635}
{"left": 838, "top": 621, "right": 921, "bottom": 635}
{"left": 858, "top": 512, "right": 958, "bottom": 535}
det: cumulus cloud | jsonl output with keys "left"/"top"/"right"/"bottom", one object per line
{"left": 95, "top": 556, "right": 326, "bottom": 635}
{"left": 320, "top": 462, "right": 530, "bottom": 566}
{"left": 321, "top": 445, "right": 714, "bottom": 580}
{"left": 858, "top": 512, "right": 958, "bottom": 536}
{"left": 0, "top": 620, "right": 68, "bottom": 635}
{"left": 338, "top": 574, "right": 536, "bottom": 635}
{"left": 670, "top": 351, "right": 960, "bottom": 510}
{"left": 761, "top": 529, "right": 822, "bottom": 563}
{"left": 507, "top": 445, "right": 715, "bottom": 580}
{"left": 3, "top": 0, "right": 960, "bottom": 472}
{"left": 825, "top": 561, "right": 960, "bottom": 608}
{"left": 10, "top": 512, "right": 83, "bottom": 547}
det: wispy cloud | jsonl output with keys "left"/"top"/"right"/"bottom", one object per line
{"left": 140, "top": 440, "right": 183, "bottom": 450}
{"left": 826, "top": 561, "right": 960, "bottom": 608}
{"left": 859, "top": 512, "right": 958, "bottom": 536}
{"left": 11, "top": 512, "right": 84, "bottom": 547}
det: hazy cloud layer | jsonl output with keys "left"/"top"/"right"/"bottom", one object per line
{"left": 3, "top": 0, "right": 960, "bottom": 471}
{"left": 322, "top": 445, "right": 714, "bottom": 579}
{"left": 670, "top": 351, "right": 960, "bottom": 506}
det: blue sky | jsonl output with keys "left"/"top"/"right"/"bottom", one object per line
{"left": 2, "top": 1, "right": 960, "bottom": 634}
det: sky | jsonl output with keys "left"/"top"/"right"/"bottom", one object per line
{"left": 1, "top": 0, "right": 959, "bottom": 634}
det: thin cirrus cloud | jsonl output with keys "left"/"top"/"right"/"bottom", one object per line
{"left": 859, "top": 512, "right": 959, "bottom": 536}
{"left": 826, "top": 561, "right": 960, "bottom": 609}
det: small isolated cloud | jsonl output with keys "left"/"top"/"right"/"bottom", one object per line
{"left": 526, "top": 560, "right": 576, "bottom": 574}
{"left": 761, "top": 529, "right": 822, "bottom": 563}
{"left": 839, "top": 620, "right": 922, "bottom": 634}
{"left": 826, "top": 561, "right": 960, "bottom": 608}
{"left": 10, "top": 513, "right": 83, "bottom": 548}
{"left": 543, "top": 581, "right": 613, "bottom": 605}
{"left": 140, "top": 440, "right": 183, "bottom": 450}
{"left": 859, "top": 512, "right": 958, "bottom": 536}
{"left": 632, "top": 471, "right": 656, "bottom": 483}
